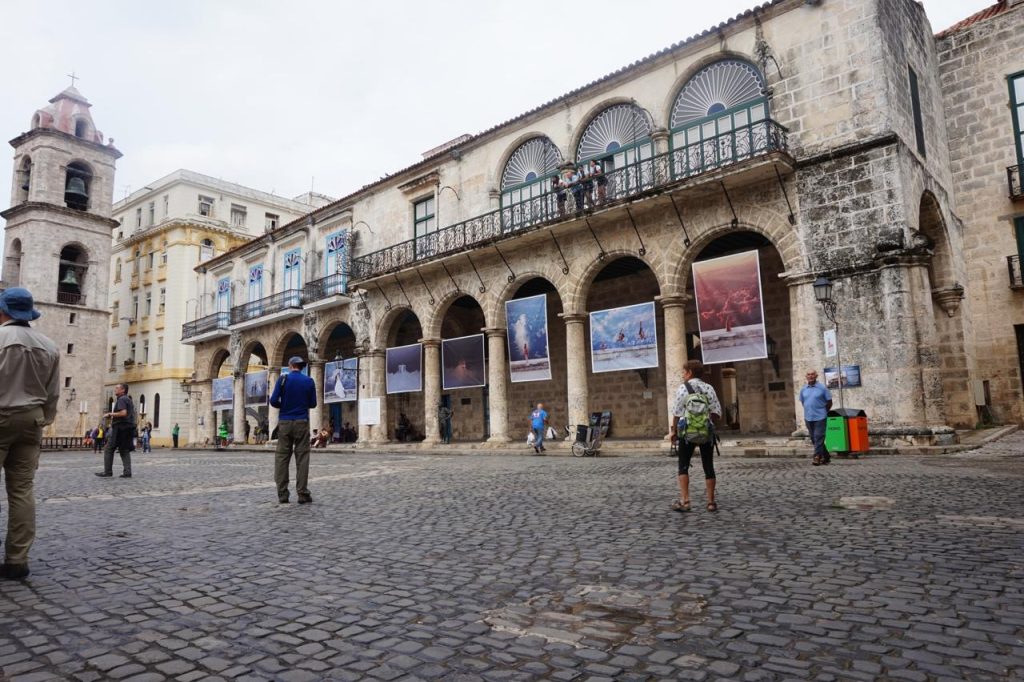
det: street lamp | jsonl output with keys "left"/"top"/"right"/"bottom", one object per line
{"left": 813, "top": 276, "right": 843, "bottom": 410}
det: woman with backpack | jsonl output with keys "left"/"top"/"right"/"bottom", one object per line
{"left": 669, "top": 360, "right": 722, "bottom": 512}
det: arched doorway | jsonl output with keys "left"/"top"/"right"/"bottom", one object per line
{"left": 685, "top": 231, "right": 795, "bottom": 435}
{"left": 384, "top": 310, "right": 424, "bottom": 442}
{"left": 583, "top": 256, "right": 665, "bottom": 438}
{"left": 505, "top": 278, "right": 568, "bottom": 441}
{"left": 238, "top": 342, "right": 269, "bottom": 444}
{"left": 439, "top": 295, "right": 488, "bottom": 442}
{"left": 208, "top": 348, "right": 234, "bottom": 445}
{"left": 323, "top": 322, "right": 359, "bottom": 443}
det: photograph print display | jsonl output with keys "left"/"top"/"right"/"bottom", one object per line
{"left": 589, "top": 301, "right": 659, "bottom": 373}
{"left": 441, "top": 334, "right": 486, "bottom": 390}
{"left": 691, "top": 250, "right": 767, "bottom": 365}
{"left": 211, "top": 376, "right": 233, "bottom": 409}
{"left": 823, "top": 364, "right": 862, "bottom": 389}
{"left": 386, "top": 343, "right": 423, "bottom": 394}
{"left": 505, "top": 294, "right": 551, "bottom": 383}
{"left": 324, "top": 358, "right": 358, "bottom": 403}
{"left": 244, "top": 370, "right": 269, "bottom": 406}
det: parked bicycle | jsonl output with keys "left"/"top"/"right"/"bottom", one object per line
{"left": 566, "top": 424, "right": 603, "bottom": 457}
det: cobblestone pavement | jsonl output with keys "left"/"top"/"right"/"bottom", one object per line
{"left": 1, "top": 435, "right": 1023, "bottom": 682}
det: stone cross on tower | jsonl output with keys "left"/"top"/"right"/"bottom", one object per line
{"left": 67, "top": 72, "right": 79, "bottom": 87}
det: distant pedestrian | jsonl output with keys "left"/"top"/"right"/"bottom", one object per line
{"left": 530, "top": 402, "right": 549, "bottom": 454}
{"left": 570, "top": 165, "right": 586, "bottom": 215}
{"left": 93, "top": 424, "right": 104, "bottom": 453}
{"left": 0, "top": 288, "right": 60, "bottom": 580}
{"left": 670, "top": 360, "right": 722, "bottom": 513}
{"left": 799, "top": 370, "right": 833, "bottom": 466}
{"left": 270, "top": 356, "right": 317, "bottom": 504}
{"left": 171, "top": 423, "right": 180, "bottom": 448}
{"left": 217, "top": 420, "right": 229, "bottom": 449}
{"left": 97, "top": 383, "right": 135, "bottom": 479}
{"left": 141, "top": 422, "right": 152, "bottom": 453}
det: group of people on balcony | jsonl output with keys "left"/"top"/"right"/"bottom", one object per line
{"left": 551, "top": 159, "right": 607, "bottom": 217}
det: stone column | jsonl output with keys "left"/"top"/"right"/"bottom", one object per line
{"left": 309, "top": 359, "right": 325, "bottom": 434}
{"left": 187, "top": 381, "right": 200, "bottom": 447}
{"left": 561, "top": 313, "right": 590, "bottom": 430}
{"left": 367, "top": 349, "right": 390, "bottom": 443}
{"left": 659, "top": 295, "right": 689, "bottom": 437}
{"left": 651, "top": 127, "right": 670, "bottom": 156}
{"left": 356, "top": 350, "right": 371, "bottom": 444}
{"left": 421, "top": 339, "right": 442, "bottom": 444}
{"left": 484, "top": 328, "right": 510, "bottom": 443}
{"left": 232, "top": 372, "right": 246, "bottom": 446}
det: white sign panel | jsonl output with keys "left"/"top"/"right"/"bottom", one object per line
{"left": 823, "top": 329, "right": 837, "bottom": 358}
{"left": 358, "top": 398, "right": 381, "bottom": 426}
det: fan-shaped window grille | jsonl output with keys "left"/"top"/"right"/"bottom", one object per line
{"left": 669, "top": 59, "right": 770, "bottom": 179}
{"left": 501, "top": 138, "right": 562, "bottom": 191}
{"left": 576, "top": 104, "right": 653, "bottom": 165}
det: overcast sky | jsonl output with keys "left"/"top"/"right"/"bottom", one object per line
{"left": 0, "top": 0, "right": 992, "bottom": 212}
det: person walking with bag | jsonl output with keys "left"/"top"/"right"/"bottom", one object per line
{"left": 670, "top": 360, "right": 722, "bottom": 512}
{"left": 96, "top": 383, "right": 136, "bottom": 478}
{"left": 0, "top": 288, "right": 60, "bottom": 580}
{"left": 270, "top": 356, "right": 317, "bottom": 504}
{"left": 529, "top": 402, "right": 549, "bottom": 455}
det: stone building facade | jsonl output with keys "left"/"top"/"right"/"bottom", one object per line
{"left": 105, "top": 171, "right": 331, "bottom": 447}
{"left": 184, "top": 0, "right": 1003, "bottom": 448}
{"left": 1, "top": 86, "right": 121, "bottom": 437}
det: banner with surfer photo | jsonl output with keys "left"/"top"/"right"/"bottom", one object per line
{"left": 505, "top": 294, "right": 552, "bottom": 383}
{"left": 691, "top": 249, "right": 767, "bottom": 365}
{"left": 324, "top": 358, "right": 358, "bottom": 403}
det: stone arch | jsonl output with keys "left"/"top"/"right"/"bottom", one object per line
{"left": 16, "top": 156, "right": 31, "bottom": 203}
{"left": 6, "top": 238, "right": 22, "bottom": 286}
{"left": 73, "top": 117, "right": 92, "bottom": 139}
{"left": 490, "top": 269, "right": 572, "bottom": 328}
{"left": 424, "top": 290, "right": 490, "bottom": 339}
{"left": 567, "top": 250, "right": 664, "bottom": 314}
{"left": 209, "top": 348, "right": 232, "bottom": 381}
{"left": 320, "top": 320, "right": 358, "bottom": 358}
{"left": 58, "top": 242, "right": 89, "bottom": 304}
{"left": 569, "top": 98, "right": 654, "bottom": 164}
{"left": 271, "top": 330, "right": 308, "bottom": 367}
{"left": 236, "top": 339, "right": 269, "bottom": 373}
{"left": 496, "top": 133, "right": 565, "bottom": 190}
{"left": 660, "top": 51, "right": 765, "bottom": 129}
{"left": 64, "top": 160, "right": 93, "bottom": 211}
{"left": 918, "top": 191, "right": 954, "bottom": 290}
{"left": 374, "top": 305, "right": 424, "bottom": 349}
{"left": 673, "top": 220, "right": 802, "bottom": 293}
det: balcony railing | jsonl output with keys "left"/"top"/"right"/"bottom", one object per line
{"left": 352, "top": 119, "right": 789, "bottom": 280}
{"left": 56, "top": 291, "right": 85, "bottom": 306}
{"left": 182, "top": 311, "right": 231, "bottom": 340}
{"left": 1008, "top": 164, "right": 1023, "bottom": 201}
{"left": 303, "top": 272, "right": 349, "bottom": 304}
{"left": 1008, "top": 255, "right": 1024, "bottom": 289}
{"left": 230, "top": 290, "right": 302, "bottom": 325}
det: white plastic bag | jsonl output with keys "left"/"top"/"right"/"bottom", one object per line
{"left": 546, "top": 426, "right": 557, "bottom": 440}
{"left": 526, "top": 431, "right": 536, "bottom": 446}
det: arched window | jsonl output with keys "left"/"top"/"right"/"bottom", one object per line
{"left": 576, "top": 103, "right": 653, "bottom": 169}
{"left": 5, "top": 239, "right": 22, "bottom": 287}
{"left": 669, "top": 59, "right": 768, "bottom": 176}
{"left": 500, "top": 137, "right": 563, "bottom": 231}
{"left": 153, "top": 393, "right": 161, "bottom": 429}
{"left": 74, "top": 119, "right": 90, "bottom": 139}
{"left": 200, "top": 238, "right": 214, "bottom": 262}
{"left": 30, "top": 113, "right": 41, "bottom": 129}
{"left": 16, "top": 156, "right": 31, "bottom": 203}
{"left": 64, "top": 161, "right": 92, "bottom": 211}
{"left": 114, "top": 258, "right": 122, "bottom": 282}
{"left": 58, "top": 245, "right": 87, "bottom": 306}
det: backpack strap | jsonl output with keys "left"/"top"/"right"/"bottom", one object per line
{"left": 684, "top": 381, "right": 696, "bottom": 396}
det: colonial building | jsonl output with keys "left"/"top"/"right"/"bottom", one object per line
{"left": 2, "top": 86, "right": 121, "bottom": 437}
{"left": 105, "top": 171, "right": 332, "bottom": 447}
{"left": 183, "top": 0, "right": 1019, "bottom": 448}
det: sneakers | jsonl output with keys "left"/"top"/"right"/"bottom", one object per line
{"left": 297, "top": 493, "right": 313, "bottom": 505}
{"left": 0, "top": 563, "right": 29, "bottom": 580}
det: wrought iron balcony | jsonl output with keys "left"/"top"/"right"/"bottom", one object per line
{"left": 182, "top": 311, "right": 231, "bottom": 340}
{"left": 302, "top": 272, "right": 350, "bottom": 305}
{"left": 56, "top": 291, "right": 85, "bottom": 306}
{"left": 1008, "top": 164, "right": 1024, "bottom": 202}
{"left": 1008, "top": 255, "right": 1024, "bottom": 289}
{"left": 229, "top": 289, "right": 302, "bottom": 325}
{"left": 352, "top": 118, "right": 789, "bottom": 280}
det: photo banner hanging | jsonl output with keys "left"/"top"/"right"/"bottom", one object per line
{"left": 211, "top": 377, "right": 233, "bottom": 410}
{"left": 691, "top": 250, "right": 767, "bottom": 365}
{"left": 279, "top": 365, "right": 310, "bottom": 378}
{"left": 386, "top": 343, "right": 423, "bottom": 394}
{"left": 505, "top": 294, "right": 552, "bottom": 383}
{"left": 325, "top": 358, "right": 358, "bottom": 403}
{"left": 442, "top": 334, "right": 486, "bottom": 390}
{"left": 244, "top": 370, "right": 269, "bottom": 406}
{"left": 589, "top": 301, "right": 659, "bottom": 373}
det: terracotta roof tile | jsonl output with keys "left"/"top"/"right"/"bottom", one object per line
{"left": 935, "top": 1, "right": 1008, "bottom": 38}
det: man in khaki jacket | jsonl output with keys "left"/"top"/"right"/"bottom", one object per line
{"left": 0, "top": 288, "right": 59, "bottom": 580}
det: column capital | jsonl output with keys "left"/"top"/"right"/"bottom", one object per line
{"left": 656, "top": 294, "right": 691, "bottom": 308}
{"left": 559, "top": 312, "right": 588, "bottom": 324}
{"left": 419, "top": 338, "right": 441, "bottom": 348}
{"left": 362, "top": 347, "right": 385, "bottom": 358}
{"left": 482, "top": 327, "right": 506, "bottom": 338}
{"left": 308, "top": 359, "right": 325, "bottom": 369}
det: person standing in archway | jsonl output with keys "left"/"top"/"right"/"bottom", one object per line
{"left": 799, "top": 370, "right": 832, "bottom": 466}
{"left": 270, "top": 356, "right": 317, "bottom": 504}
{"left": 670, "top": 360, "right": 722, "bottom": 512}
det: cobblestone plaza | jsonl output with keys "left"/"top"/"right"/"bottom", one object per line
{"left": 1, "top": 442, "right": 1022, "bottom": 681}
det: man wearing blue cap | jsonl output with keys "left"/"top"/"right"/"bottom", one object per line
{"left": 270, "top": 355, "right": 317, "bottom": 504}
{"left": 0, "top": 288, "right": 59, "bottom": 580}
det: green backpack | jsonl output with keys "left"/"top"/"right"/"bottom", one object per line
{"left": 679, "top": 381, "right": 712, "bottom": 445}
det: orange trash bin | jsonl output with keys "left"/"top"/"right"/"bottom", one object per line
{"left": 847, "top": 414, "right": 869, "bottom": 453}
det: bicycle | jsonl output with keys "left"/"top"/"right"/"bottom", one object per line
{"left": 566, "top": 425, "right": 603, "bottom": 457}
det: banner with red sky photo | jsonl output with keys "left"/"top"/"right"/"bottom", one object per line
{"left": 691, "top": 250, "right": 767, "bottom": 365}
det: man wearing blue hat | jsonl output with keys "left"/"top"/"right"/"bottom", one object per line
{"left": 270, "top": 355, "right": 317, "bottom": 504}
{"left": 0, "top": 288, "right": 60, "bottom": 580}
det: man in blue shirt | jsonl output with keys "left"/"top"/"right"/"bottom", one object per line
{"left": 270, "top": 356, "right": 318, "bottom": 503}
{"left": 799, "top": 370, "right": 833, "bottom": 466}
{"left": 530, "top": 402, "right": 549, "bottom": 454}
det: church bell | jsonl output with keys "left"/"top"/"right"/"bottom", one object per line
{"left": 64, "top": 176, "right": 88, "bottom": 208}
{"left": 60, "top": 268, "right": 80, "bottom": 287}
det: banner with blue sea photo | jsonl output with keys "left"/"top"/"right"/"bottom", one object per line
{"left": 244, "top": 370, "right": 269, "bottom": 406}
{"left": 211, "top": 376, "right": 233, "bottom": 410}
{"left": 386, "top": 343, "right": 423, "bottom": 394}
{"left": 279, "top": 365, "right": 310, "bottom": 377}
{"left": 589, "top": 301, "right": 659, "bottom": 373}
{"left": 505, "top": 294, "right": 551, "bottom": 383}
{"left": 324, "top": 358, "right": 358, "bottom": 403}
{"left": 692, "top": 249, "right": 767, "bottom": 365}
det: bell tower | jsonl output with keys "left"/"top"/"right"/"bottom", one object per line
{"left": 1, "top": 84, "right": 122, "bottom": 436}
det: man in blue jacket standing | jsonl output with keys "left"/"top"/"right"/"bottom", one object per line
{"left": 270, "top": 356, "right": 318, "bottom": 504}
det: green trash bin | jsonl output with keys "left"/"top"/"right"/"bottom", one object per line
{"left": 825, "top": 413, "right": 849, "bottom": 453}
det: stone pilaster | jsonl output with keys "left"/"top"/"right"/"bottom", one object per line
{"left": 650, "top": 127, "right": 670, "bottom": 156}
{"left": 484, "top": 328, "right": 510, "bottom": 443}
{"left": 367, "top": 349, "right": 390, "bottom": 443}
{"left": 658, "top": 295, "right": 689, "bottom": 437}
{"left": 232, "top": 372, "right": 246, "bottom": 446}
{"left": 560, "top": 313, "right": 590, "bottom": 430}
{"left": 357, "top": 350, "right": 372, "bottom": 444}
{"left": 421, "top": 339, "right": 442, "bottom": 444}
{"left": 309, "top": 360, "right": 325, "bottom": 433}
